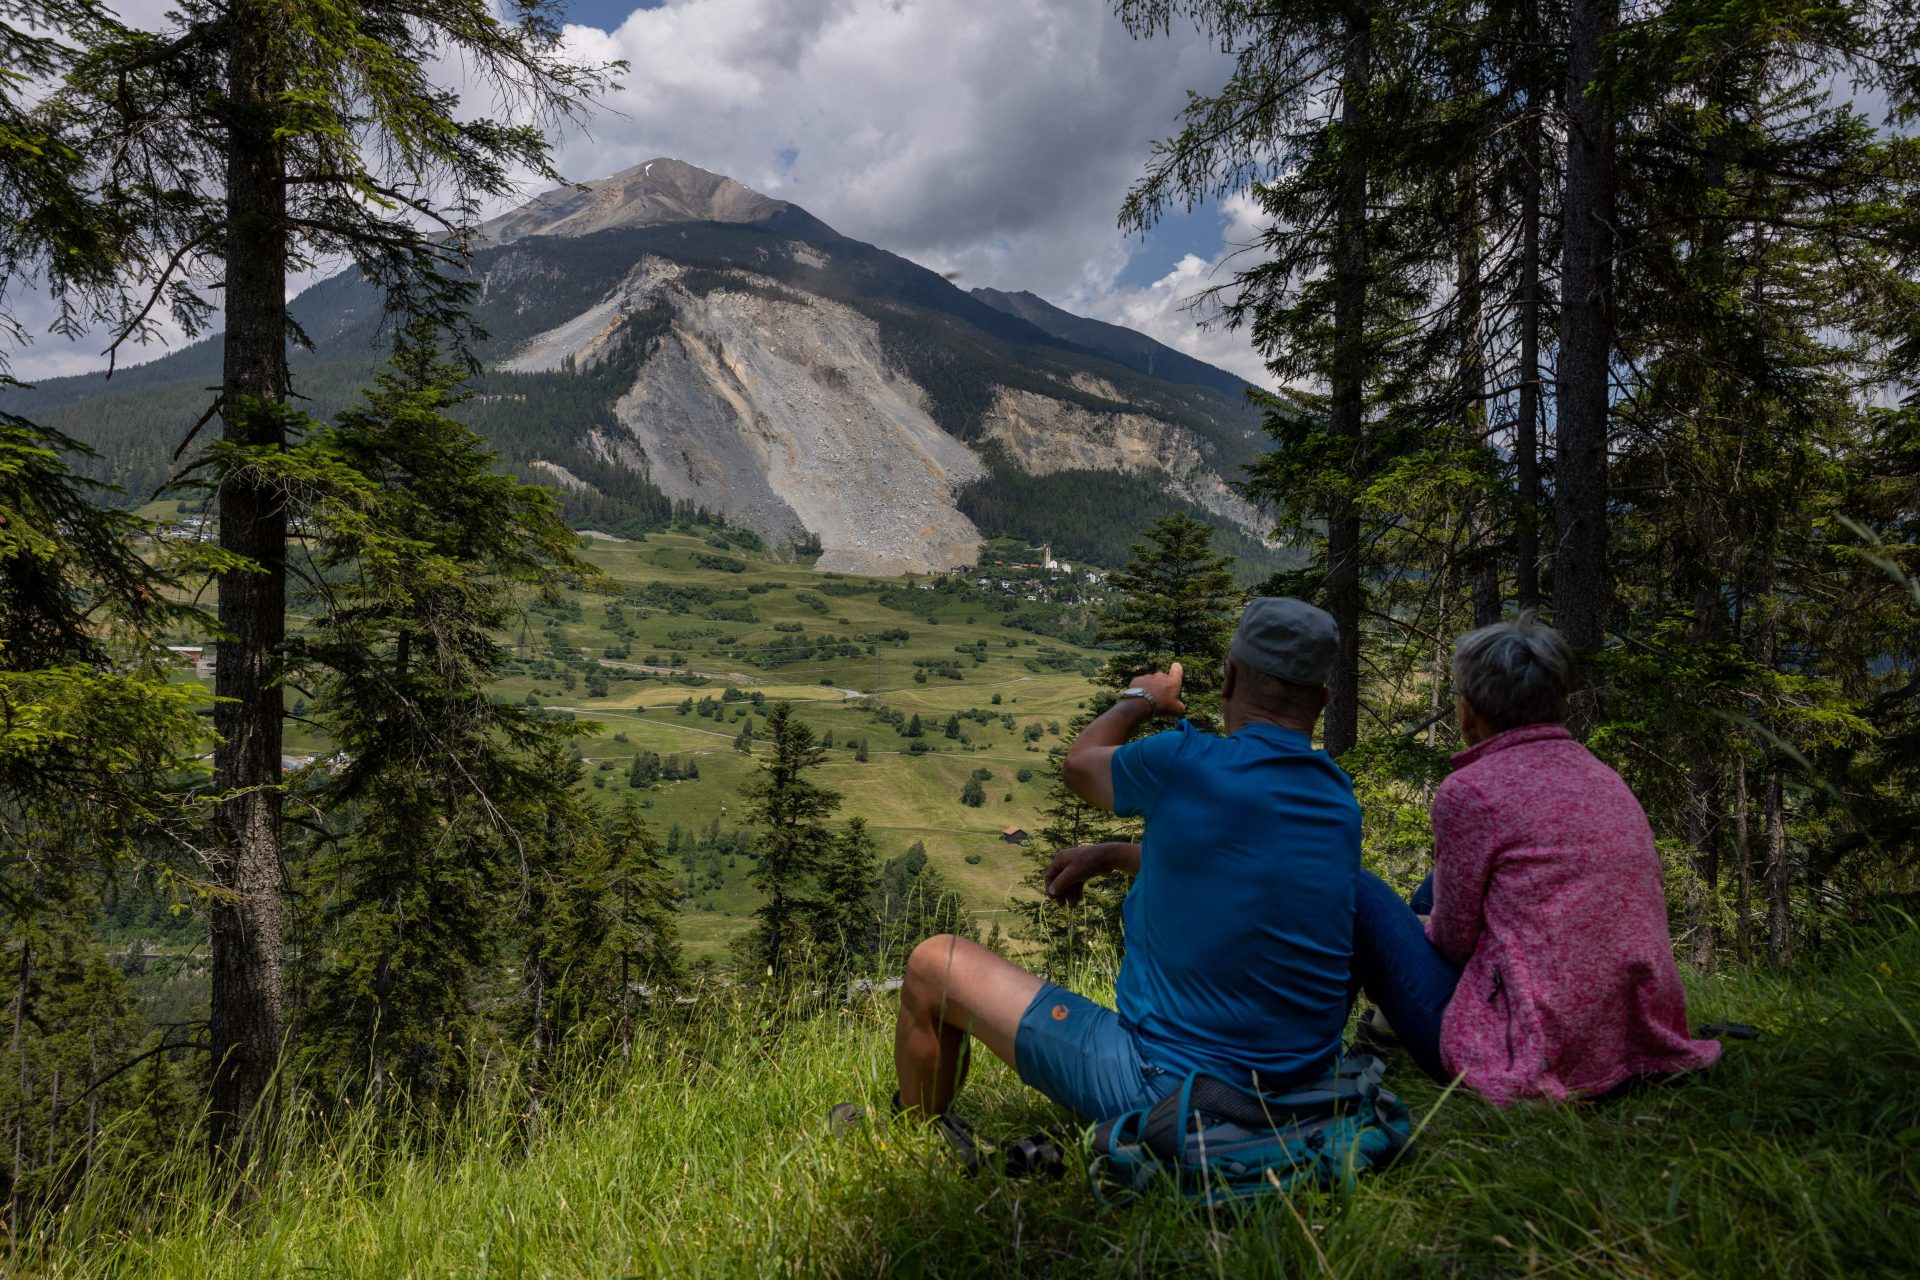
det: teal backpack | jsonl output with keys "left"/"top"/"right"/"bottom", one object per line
{"left": 1086, "top": 1055, "right": 1414, "bottom": 1204}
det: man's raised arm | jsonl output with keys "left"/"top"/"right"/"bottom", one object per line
{"left": 1060, "top": 663, "right": 1184, "bottom": 811}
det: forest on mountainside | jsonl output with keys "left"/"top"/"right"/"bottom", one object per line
{"left": 0, "top": 0, "right": 1915, "bottom": 1270}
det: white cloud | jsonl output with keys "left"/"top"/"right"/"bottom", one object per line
{"left": 537, "top": 0, "right": 1270, "bottom": 378}
{"left": 8, "top": 0, "right": 1277, "bottom": 386}
{"left": 1065, "top": 193, "right": 1278, "bottom": 389}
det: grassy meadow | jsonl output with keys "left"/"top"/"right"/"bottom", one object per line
{"left": 27, "top": 922, "right": 1919, "bottom": 1278}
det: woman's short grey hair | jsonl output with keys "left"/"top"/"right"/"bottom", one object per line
{"left": 1450, "top": 611, "right": 1576, "bottom": 732}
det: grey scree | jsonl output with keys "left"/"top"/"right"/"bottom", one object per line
{"left": 1228, "top": 597, "right": 1340, "bottom": 687}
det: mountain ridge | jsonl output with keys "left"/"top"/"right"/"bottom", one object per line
{"left": 7, "top": 159, "right": 1281, "bottom": 575}
{"left": 969, "top": 287, "right": 1253, "bottom": 398}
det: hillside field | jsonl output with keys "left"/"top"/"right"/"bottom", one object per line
{"left": 149, "top": 515, "right": 1120, "bottom": 963}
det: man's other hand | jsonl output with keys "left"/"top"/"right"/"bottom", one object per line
{"left": 1043, "top": 844, "right": 1115, "bottom": 906}
{"left": 1129, "top": 662, "right": 1186, "bottom": 719}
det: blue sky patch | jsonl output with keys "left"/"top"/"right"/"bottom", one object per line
{"left": 561, "top": 0, "right": 666, "bottom": 29}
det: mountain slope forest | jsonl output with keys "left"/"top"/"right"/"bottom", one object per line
{"left": 0, "top": 0, "right": 1915, "bottom": 1274}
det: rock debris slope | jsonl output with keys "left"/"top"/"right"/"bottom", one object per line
{"left": 485, "top": 160, "right": 1272, "bottom": 573}
{"left": 505, "top": 257, "right": 984, "bottom": 576}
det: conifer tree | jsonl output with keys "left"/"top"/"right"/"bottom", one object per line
{"left": 292, "top": 324, "right": 589, "bottom": 1103}
{"left": 547, "top": 797, "right": 680, "bottom": 1048}
{"left": 1014, "top": 514, "right": 1239, "bottom": 972}
{"left": 5, "top": 0, "right": 615, "bottom": 1150}
{"left": 877, "top": 842, "right": 974, "bottom": 966}
{"left": 1097, "top": 512, "right": 1240, "bottom": 729}
{"left": 808, "top": 817, "right": 880, "bottom": 980}
{"left": 740, "top": 702, "right": 840, "bottom": 979}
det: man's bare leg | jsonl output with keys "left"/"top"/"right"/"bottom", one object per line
{"left": 895, "top": 934, "right": 1045, "bottom": 1115}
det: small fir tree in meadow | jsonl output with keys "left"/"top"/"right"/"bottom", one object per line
{"left": 1098, "top": 512, "right": 1240, "bottom": 730}
{"left": 516, "top": 744, "right": 604, "bottom": 1060}
{"left": 740, "top": 702, "right": 841, "bottom": 979}
{"left": 292, "top": 323, "right": 590, "bottom": 1104}
{"left": 548, "top": 797, "right": 681, "bottom": 1049}
{"left": 876, "top": 842, "right": 975, "bottom": 966}
{"left": 809, "top": 817, "right": 881, "bottom": 979}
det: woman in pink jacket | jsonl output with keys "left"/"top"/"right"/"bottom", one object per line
{"left": 1350, "top": 614, "right": 1720, "bottom": 1104}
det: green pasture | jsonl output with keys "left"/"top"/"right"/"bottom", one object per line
{"left": 156, "top": 527, "right": 1109, "bottom": 963}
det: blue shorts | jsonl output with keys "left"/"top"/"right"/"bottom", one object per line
{"left": 1013, "top": 983, "right": 1177, "bottom": 1123}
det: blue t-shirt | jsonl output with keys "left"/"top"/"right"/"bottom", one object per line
{"left": 1110, "top": 719, "right": 1360, "bottom": 1085}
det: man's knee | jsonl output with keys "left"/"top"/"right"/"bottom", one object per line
{"left": 906, "top": 933, "right": 966, "bottom": 989}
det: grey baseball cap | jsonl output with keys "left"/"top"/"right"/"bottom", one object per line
{"left": 1229, "top": 597, "right": 1339, "bottom": 687}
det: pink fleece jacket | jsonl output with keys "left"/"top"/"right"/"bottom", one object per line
{"left": 1425, "top": 723, "right": 1721, "bottom": 1104}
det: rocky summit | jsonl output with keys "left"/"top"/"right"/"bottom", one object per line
{"left": 477, "top": 158, "right": 811, "bottom": 244}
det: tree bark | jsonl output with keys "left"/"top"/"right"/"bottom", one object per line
{"left": 1513, "top": 22, "right": 1544, "bottom": 614}
{"left": 8, "top": 936, "right": 28, "bottom": 1233}
{"left": 1733, "top": 752, "right": 1752, "bottom": 964}
{"left": 1324, "top": 4, "right": 1372, "bottom": 758}
{"left": 1686, "top": 761, "right": 1723, "bottom": 969}
{"left": 1459, "top": 173, "right": 1498, "bottom": 629}
{"left": 1765, "top": 761, "right": 1790, "bottom": 967}
{"left": 1686, "top": 574, "right": 1724, "bottom": 969}
{"left": 1552, "top": 0, "right": 1616, "bottom": 650}
{"left": 208, "top": 1, "right": 290, "bottom": 1161}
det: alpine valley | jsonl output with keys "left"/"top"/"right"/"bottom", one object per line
{"left": 10, "top": 158, "right": 1284, "bottom": 575}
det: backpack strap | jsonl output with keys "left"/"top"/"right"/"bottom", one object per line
{"left": 1136, "top": 1066, "right": 1382, "bottom": 1166}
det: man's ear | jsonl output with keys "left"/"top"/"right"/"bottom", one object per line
{"left": 1221, "top": 659, "right": 1238, "bottom": 701}
{"left": 1319, "top": 685, "right": 1332, "bottom": 709}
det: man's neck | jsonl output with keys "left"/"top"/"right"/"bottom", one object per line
{"left": 1225, "top": 706, "right": 1318, "bottom": 737}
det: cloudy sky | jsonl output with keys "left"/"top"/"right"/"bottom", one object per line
{"left": 8, "top": 0, "right": 1277, "bottom": 386}
{"left": 540, "top": 0, "right": 1270, "bottom": 380}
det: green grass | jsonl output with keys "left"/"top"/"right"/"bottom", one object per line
{"left": 30, "top": 927, "right": 1920, "bottom": 1278}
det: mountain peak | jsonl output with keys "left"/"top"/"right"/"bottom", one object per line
{"left": 479, "top": 158, "right": 805, "bottom": 244}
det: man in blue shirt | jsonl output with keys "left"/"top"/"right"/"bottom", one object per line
{"left": 881, "top": 598, "right": 1360, "bottom": 1129}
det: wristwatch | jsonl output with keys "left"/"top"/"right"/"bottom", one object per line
{"left": 1117, "top": 687, "right": 1157, "bottom": 714}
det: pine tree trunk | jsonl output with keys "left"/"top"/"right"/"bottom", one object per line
{"left": 1733, "top": 753, "right": 1752, "bottom": 963}
{"left": 1429, "top": 508, "right": 1454, "bottom": 748}
{"left": 1552, "top": 0, "right": 1616, "bottom": 651}
{"left": 1687, "top": 576, "right": 1724, "bottom": 969}
{"left": 208, "top": 3, "right": 290, "bottom": 1161}
{"left": 1766, "top": 761, "right": 1790, "bottom": 967}
{"left": 1324, "top": 5, "right": 1371, "bottom": 758}
{"left": 1686, "top": 761, "right": 1722, "bottom": 970}
{"left": 1459, "top": 185, "right": 1499, "bottom": 629}
{"left": 8, "top": 936, "right": 28, "bottom": 1233}
{"left": 1513, "top": 33, "right": 1544, "bottom": 614}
